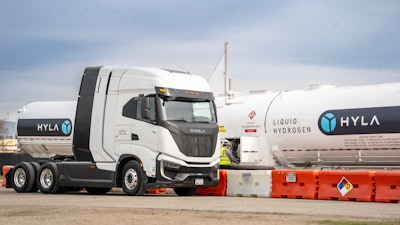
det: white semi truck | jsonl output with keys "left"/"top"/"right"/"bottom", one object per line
{"left": 7, "top": 66, "right": 220, "bottom": 196}
{"left": 217, "top": 82, "right": 400, "bottom": 170}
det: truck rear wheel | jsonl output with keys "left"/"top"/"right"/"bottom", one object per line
{"left": 37, "top": 162, "right": 61, "bottom": 194}
{"left": 121, "top": 161, "right": 146, "bottom": 196}
{"left": 173, "top": 187, "right": 196, "bottom": 196}
{"left": 30, "top": 162, "right": 41, "bottom": 192}
{"left": 11, "top": 162, "right": 36, "bottom": 193}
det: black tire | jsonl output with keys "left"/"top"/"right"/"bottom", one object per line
{"left": 29, "top": 162, "right": 41, "bottom": 192}
{"left": 121, "top": 161, "right": 146, "bottom": 196}
{"left": 86, "top": 187, "right": 112, "bottom": 194}
{"left": 37, "top": 162, "right": 61, "bottom": 194}
{"left": 173, "top": 187, "right": 196, "bottom": 196}
{"left": 11, "top": 162, "right": 35, "bottom": 193}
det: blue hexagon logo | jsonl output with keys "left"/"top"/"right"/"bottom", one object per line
{"left": 61, "top": 120, "right": 72, "bottom": 135}
{"left": 320, "top": 113, "right": 336, "bottom": 133}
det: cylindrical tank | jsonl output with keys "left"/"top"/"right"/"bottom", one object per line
{"left": 17, "top": 101, "right": 76, "bottom": 158}
{"left": 266, "top": 82, "right": 400, "bottom": 167}
{"left": 217, "top": 82, "right": 400, "bottom": 169}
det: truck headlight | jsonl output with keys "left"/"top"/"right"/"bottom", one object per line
{"left": 163, "top": 161, "right": 181, "bottom": 170}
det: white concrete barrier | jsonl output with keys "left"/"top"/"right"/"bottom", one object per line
{"left": 226, "top": 170, "right": 272, "bottom": 197}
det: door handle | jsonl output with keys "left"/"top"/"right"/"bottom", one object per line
{"left": 131, "top": 133, "right": 139, "bottom": 140}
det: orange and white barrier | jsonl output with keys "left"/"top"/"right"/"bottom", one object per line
{"left": 1, "top": 165, "right": 14, "bottom": 187}
{"left": 318, "top": 170, "right": 374, "bottom": 202}
{"left": 195, "top": 170, "right": 228, "bottom": 196}
{"left": 271, "top": 170, "right": 319, "bottom": 199}
{"left": 226, "top": 170, "right": 272, "bottom": 197}
{"left": 191, "top": 169, "right": 400, "bottom": 203}
{"left": 375, "top": 171, "right": 400, "bottom": 203}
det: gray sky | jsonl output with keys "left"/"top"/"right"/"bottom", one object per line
{"left": 1, "top": 0, "right": 400, "bottom": 121}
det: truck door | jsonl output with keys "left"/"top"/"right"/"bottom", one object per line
{"left": 122, "top": 95, "right": 158, "bottom": 154}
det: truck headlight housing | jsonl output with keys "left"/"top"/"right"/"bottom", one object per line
{"left": 163, "top": 161, "right": 181, "bottom": 170}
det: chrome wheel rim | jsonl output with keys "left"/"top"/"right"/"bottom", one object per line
{"left": 40, "top": 168, "right": 53, "bottom": 189}
{"left": 13, "top": 168, "right": 26, "bottom": 188}
{"left": 124, "top": 168, "right": 138, "bottom": 190}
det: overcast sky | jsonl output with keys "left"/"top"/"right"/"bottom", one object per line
{"left": 1, "top": 0, "right": 400, "bottom": 121}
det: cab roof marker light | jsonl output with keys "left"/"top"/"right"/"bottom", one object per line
{"left": 159, "top": 88, "right": 168, "bottom": 93}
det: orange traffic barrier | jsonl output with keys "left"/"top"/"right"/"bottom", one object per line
{"left": 146, "top": 188, "right": 167, "bottom": 195}
{"left": 375, "top": 171, "right": 400, "bottom": 203}
{"left": 2, "top": 165, "right": 14, "bottom": 187}
{"left": 271, "top": 170, "right": 319, "bottom": 199}
{"left": 195, "top": 170, "right": 227, "bottom": 196}
{"left": 318, "top": 170, "right": 374, "bottom": 202}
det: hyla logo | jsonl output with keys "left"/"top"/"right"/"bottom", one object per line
{"left": 61, "top": 120, "right": 72, "bottom": 135}
{"left": 319, "top": 113, "right": 336, "bottom": 133}
{"left": 17, "top": 118, "right": 73, "bottom": 137}
{"left": 318, "top": 106, "right": 400, "bottom": 135}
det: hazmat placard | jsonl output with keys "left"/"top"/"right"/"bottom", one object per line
{"left": 337, "top": 177, "right": 353, "bottom": 196}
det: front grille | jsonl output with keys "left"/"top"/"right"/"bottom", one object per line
{"left": 171, "top": 133, "right": 215, "bottom": 157}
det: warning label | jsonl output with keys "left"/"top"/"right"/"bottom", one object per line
{"left": 337, "top": 177, "right": 353, "bottom": 196}
{"left": 344, "top": 135, "right": 400, "bottom": 148}
{"left": 248, "top": 110, "right": 256, "bottom": 120}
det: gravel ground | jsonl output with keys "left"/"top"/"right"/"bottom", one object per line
{"left": 0, "top": 205, "right": 385, "bottom": 225}
{"left": 1, "top": 186, "right": 400, "bottom": 225}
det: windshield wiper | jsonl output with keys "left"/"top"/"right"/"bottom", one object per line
{"left": 168, "top": 119, "right": 190, "bottom": 122}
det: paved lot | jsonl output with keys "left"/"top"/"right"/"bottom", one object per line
{"left": 0, "top": 187, "right": 399, "bottom": 225}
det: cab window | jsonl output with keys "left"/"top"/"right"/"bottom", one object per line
{"left": 122, "top": 96, "right": 156, "bottom": 122}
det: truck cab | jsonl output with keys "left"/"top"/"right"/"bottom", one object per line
{"left": 10, "top": 66, "right": 220, "bottom": 196}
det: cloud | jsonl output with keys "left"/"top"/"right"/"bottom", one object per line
{"left": 213, "top": 1, "right": 400, "bottom": 69}
{"left": 1, "top": 0, "right": 400, "bottom": 122}
{"left": 0, "top": 62, "right": 83, "bottom": 120}
{"left": 227, "top": 63, "right": 400, "bottom": 92}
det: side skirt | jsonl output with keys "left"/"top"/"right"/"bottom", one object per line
{"left": 56, "top": 162, "right": 115, "bottom": 188}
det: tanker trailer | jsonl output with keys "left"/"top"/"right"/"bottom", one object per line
{"left": 17, "top": 101, "right": 76, "bottom": 158}
{"left": 217, "top": 82, "right": 400, "bottom": 169}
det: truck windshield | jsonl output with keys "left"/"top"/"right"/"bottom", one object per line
{"left": 160, "top": 100, "right": 216, "bottom": 123}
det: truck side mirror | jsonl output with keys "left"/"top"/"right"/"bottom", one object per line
{"left": 141, "top": 97, "right": 151, "bottom": 120}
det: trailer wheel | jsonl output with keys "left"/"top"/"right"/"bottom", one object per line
{"left": 37, "top": 162, "right": 61, "bottom": 194}
{"left": 86, "top": 187, "right": 112, "bottom": 194}
{"left": 173, "top": 187, "right": 196, "bottom": 196}
{"left": 121, "top": 161, "right": 146, "bottom": 196}
{"left": 11, "top": 162, "right": 35, "bottom": 193}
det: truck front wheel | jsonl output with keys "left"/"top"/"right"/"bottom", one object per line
{"left": 121, "top": 161, "right": 146, "bottom": 196}
{"left": 11, "top": 162, "right": 36, "bottom": 193}
{"left": 37, "top": 162, "right": 61, "bottom": 194}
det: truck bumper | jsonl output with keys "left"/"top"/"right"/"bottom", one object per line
{"left": 148, "top": 160, "right": 219, "bottom": 188}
